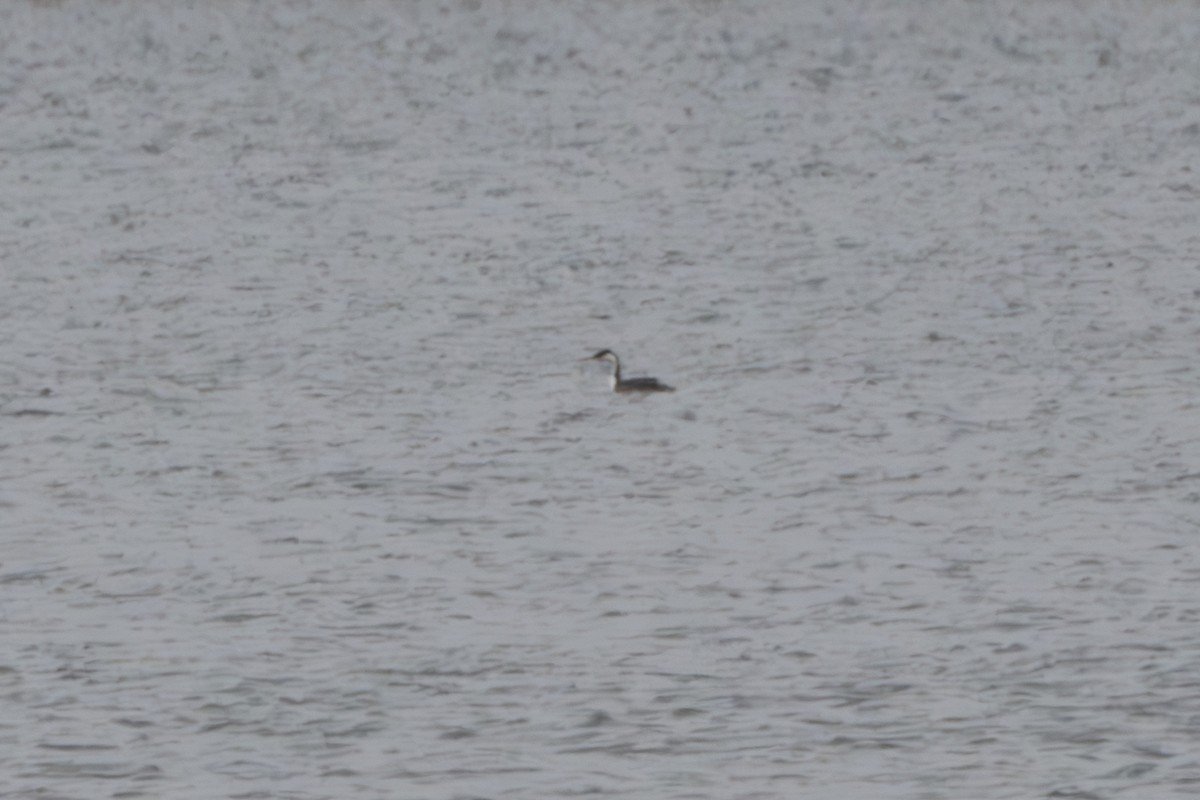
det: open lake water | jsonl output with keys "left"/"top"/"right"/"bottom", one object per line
{"left": 2, "top": 2, "right": 1200, "bottom": 798}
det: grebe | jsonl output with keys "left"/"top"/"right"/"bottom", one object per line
{"left": 583, "top": 350, "right": 675, "bottom": 393}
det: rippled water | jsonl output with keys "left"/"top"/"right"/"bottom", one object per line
{"left": 3, "top": 1, "right": 1200, "bottom": 798}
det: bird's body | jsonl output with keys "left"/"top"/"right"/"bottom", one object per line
{"left": 584, "top": 350, "right": 674, "bottom": 393}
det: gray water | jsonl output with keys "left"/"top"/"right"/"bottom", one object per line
{"left": 3, "top": 2, "right": 1200, "bottom": 798}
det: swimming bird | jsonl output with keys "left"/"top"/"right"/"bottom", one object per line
{"left": 583, "top": 350, "right": 675, "bottom": 393}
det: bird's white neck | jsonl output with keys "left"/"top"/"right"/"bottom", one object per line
{"left": 601, "top": 354, "right": 622, "bottom": 386}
